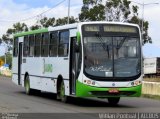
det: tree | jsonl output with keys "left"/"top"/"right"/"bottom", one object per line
{"left": 30, "top": 25, "right": 41, "bottom": 30}
{"left": 55, "top": 16, "right": 77, "bottom": 26}
{"left": 105, "top": 0, "right": 132, "bottom": 22}
{"left": 0, "top": 53, "right": 12, "bottom": 69}
{"left": 79, "top": 0, "right": 151, "bottom": 44}
{"left": 1, "top": 34, "right": 13, "bottom": 51}
{"left": 30, "top": 17, "right": 55, "bottom": 30}
{"left": 105, "top": 0, "right": 151, "bottom": 44}
{"left": 30, "top": 16, "right": 77, "bottom": 30}
{"left": 0, "top": 38, "right": 2, "bottom": 44}
{"left": 128, "top": 16, "right": 151, "bottom": 44}
{"left": 39, "top": 17, "right": 56, "bottom": 28}
{"left": 1, "top": 22, "right": 28, "bottom": 51}
{"left": 4, "top": 22, "right": 28, "bottom": 38}
{"left": 79, "top": 0, "right": 105, "bottom": 21}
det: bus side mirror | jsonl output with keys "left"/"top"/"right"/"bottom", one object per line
{"left": 76, "top": 32, "right": 81, "bottom": 53}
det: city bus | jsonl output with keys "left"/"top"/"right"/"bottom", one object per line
{"left": 12, "top": 21, "right": 142, "bottom": 104}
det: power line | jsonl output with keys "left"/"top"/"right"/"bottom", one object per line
{"left": 0, "top": 0, "right": 66, "bottom": 23}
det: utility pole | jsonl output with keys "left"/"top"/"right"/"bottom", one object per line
{"left": 130, "top": 1, "right": 158, "bottom": 41}
{"left": 67, "top": 0, "right": 70, "bottom": 24}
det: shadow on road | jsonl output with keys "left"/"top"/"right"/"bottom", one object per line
{"left": 18, "top": 91, "right": 133, "bottom": 108}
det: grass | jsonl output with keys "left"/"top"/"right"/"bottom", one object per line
{"left": 0, "top": 74, "right": 12, "bottom": 78}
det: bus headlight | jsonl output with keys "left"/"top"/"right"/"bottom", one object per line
{"left": 131, "top": 80, "right": 142, "bottom": 86}
{"left": 84, "top": 80, "right": 95, "bottom": 86}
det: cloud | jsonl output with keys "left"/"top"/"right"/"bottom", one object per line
{"left": 0, "top": 0, "right": 82, "bottom": 37}
{"left": 0, "top": 0, "right": 159, "bottom": 58}
{"left": 131, "top": 0, "right": 160, "bottom": 44}
{"left": 144, "top": 5, "right": 160, "bottom": 46}
{"left": 0, "top": 0, "right": 28, "bottom": 11}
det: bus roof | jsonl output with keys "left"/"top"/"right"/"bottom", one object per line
{"left": 77, "top": 21, "right": 139, "bottom": 27}
{"left": 14, "top": 21, "right": 139, "bottom": 37}
{"left": 14, "top": 23, "right": 78, "bottom": 38}
{"left": 14, "top": 28, "right": 48, "bottom": 37}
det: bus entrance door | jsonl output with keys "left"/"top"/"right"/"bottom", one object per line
{"left": 70, "top": 38, "right": 77, "bottom": 95}
{"left": 18, "top": 41, "right": 23, "bottom": 85}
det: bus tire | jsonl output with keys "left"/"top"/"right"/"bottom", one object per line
{"left": 24, "top": 75, "right": 35, "bottom": 95}
{"left": 60, "top": 81, "right": 68, "bottom": 103}
{"left": 108, "top": 97, "right": 120, "bottom": 105}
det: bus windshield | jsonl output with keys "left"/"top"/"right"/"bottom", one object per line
{"left": 83, "top": 36, "right": 141, "bottom": 78}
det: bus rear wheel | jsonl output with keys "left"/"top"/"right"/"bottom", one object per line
{"left": 108, "top": 97, "right": 120, "bottom": 105}
{"left": 59, "top": 81, "right": 68, "bottom": 103}
{"left": 24, "top": 75, "right": 35, "bottom": 95}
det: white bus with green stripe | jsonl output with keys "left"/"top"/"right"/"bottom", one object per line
{"left": 12, "top": 21, "right": 142, "bottom": 104}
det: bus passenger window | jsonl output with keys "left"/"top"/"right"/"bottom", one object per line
{"left": 41, "top": 33, "right": 49, "bottom": 57}
{"left": 49, "top": 32, "right": 58, "bottom": 57}
{"left": 13, "top": 37, "right": 18, "bottom": 57}
{"left": 23, "top": 36, "right": 29, "bottom": 57}
{"left": 29, "top": 35, "right": 34, "bottom": 57}
{"left": 34, "top": 34, "right": 41, "bottom": 57}
{"left": 58, "top": 31, "right": 69, "bottom": 57}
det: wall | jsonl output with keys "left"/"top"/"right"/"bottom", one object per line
{"left": 142, "top": 81, "right": 160, "bottom": 96}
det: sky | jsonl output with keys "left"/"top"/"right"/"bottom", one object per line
{"left": 0, "top": 0, "right": 160, "bottom": 58}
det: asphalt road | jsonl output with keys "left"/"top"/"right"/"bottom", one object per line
{"left": 0, "top": 76, "right": 160, "bottom": 118}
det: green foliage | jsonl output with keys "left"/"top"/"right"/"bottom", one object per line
{"left": 0, "top": 1, "right": 152, "bottom": 45}
{"left": 55, "top": 16, "right": 77, "bottom": 26}
{"left": 0, "top": 38, "right": 2, "bottom": 44}
{"left": 79, "top": 0, "right": 151, "bottom": 44}
{"left": 1, "top": 22, "right": 29, "bottom": 51}
{"left": 106, "top": 0, "right": 134, "bottom": 22}
{"left": 39, "top": 17, "right": 56, "bottom": 28}
{"left": 2, "top": 34, "right": 12, "bottom": 45}
{"left": 13, "top": 22, "right": 28, "bottom": 33}
{"left": 79, "top": 0, "right": 105, "bottom": 21}
{"left": 0, "top": 53, "right": 12, "bottom": 69}
{"left": 0, "top": 16, "right": 77, "bottom": 49}
{"left": 6, "top": 22, "right": 28, "bottom": 35}
{"left": 129, "top": 16, "right": 151, "bottom": 44}
{"left": 30, "top": 25, "right": 41, "bottom": 30}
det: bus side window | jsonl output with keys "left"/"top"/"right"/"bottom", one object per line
{"left": 49, "top": 31, "right": 58, "bottom": 57}
{"left": 34, "top": 34, "right": 41, "bottom": 57}
{"left": 41, "top": 33, "right": 49, "bottom": 57}
{"left": 23, "top": 36, "right": 29, "bottom": 57}
{"left": 13, "top": 37, "right": 18, "bottom": 57}
{"left": 58, "top": 30, "right": 69, "bottom": 57}
{"left": 29, "top": 35, "right": 34, "bottom": 57}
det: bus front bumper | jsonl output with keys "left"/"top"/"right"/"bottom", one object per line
{"left": 76, "top": 81, "right": 142, "bottom": 98}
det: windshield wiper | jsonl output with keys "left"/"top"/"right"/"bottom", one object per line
{"left": 116, "top": 37, "right": 127, "bottom": 50}
{"left": 95, "top": 33, "right": 110, "bottom": 58}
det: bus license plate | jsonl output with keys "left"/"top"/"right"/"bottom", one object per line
{"left": 108, "top": 88, "right": 119, "bottom": 93}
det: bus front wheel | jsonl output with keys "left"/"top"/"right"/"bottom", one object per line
{"left": 108, "top": 97, "right": 120, "bottom": 105}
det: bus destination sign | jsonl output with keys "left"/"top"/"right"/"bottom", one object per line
{"left": 84, "top": 25, "right": 100, "bottom": 32}
{"left": 104, "top": 25, "right": 137, "bottom": 33}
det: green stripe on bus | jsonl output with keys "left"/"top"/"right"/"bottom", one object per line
{"left": 76, "top": 31, "right": 81, "bottom": 44}
{"left": 76, "top": 80, "right": 142, "bottom": 97}
{"left": 14, "top": 28, "right": 48, "bottom": 37}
